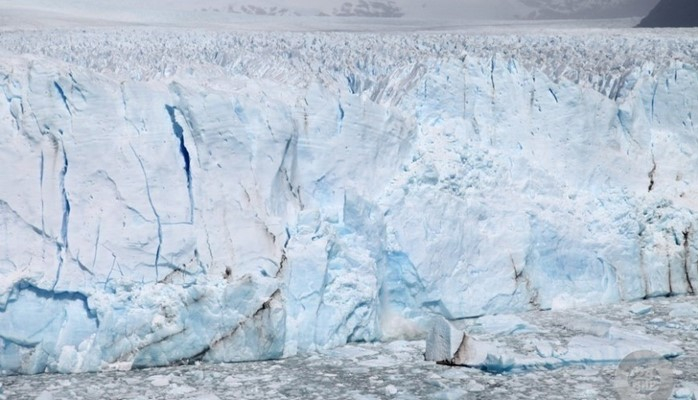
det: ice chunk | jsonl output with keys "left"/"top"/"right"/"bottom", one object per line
{"left": 428, "top": 317, "right": 682, "bottom": 372}
{"left": 433, "top": 388, "right": 468, "bottom": 400}
{"left": 470, "top": 314, "right": 537, "bottom": 336}
{"left": 563, "top": 318, "right": 612, "bottom": 337}
{"left": 34, "top": 392, "right": 54, "bottom": 400}
{"left": 148, "top": 375, "right": 171, "bottom": 387}
{"left": 186, "top": 393, "right": 221, "bottom": 400}
{"left": 629, "top": 303, "right": 653, "bottom": 315}
{"left": 425, "top": 317, "right": 507, "bottom": 369}
{"left": 669, "top": 303, "right": 698, "bottom": 318}
{"left": 674, "top": 383, "right": 698, "bottom": 400}
{"left": 425, "top": 317, "right": 465, "bottom": 364}
{"left": 563, "top": 327, "right": 683, "bottom": 364}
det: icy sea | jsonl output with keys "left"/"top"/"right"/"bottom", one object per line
{"left": 3, "top": 296, "right": 698, "bottom": 400}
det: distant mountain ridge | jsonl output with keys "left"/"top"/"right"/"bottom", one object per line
{"left": 334, "top": 1, "right": 404, "bottom": 18}
{"left": 192, "top": 0, "right": 664, "bottom": 20}
{"left": 520, "top": 0, "right": 660, "bottom": 19}
{"left": 637, "top": 0, "right": 698, "bottom": 27}
{"left": 1, "top": 0, "right": 666, "bottom": 21}
{"left": 220, "top": 1, "right": 405, "bottom": 18}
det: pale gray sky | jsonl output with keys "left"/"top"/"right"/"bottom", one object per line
{"left": 0, "top": 0, "right": 661, "bottom": 22}
{"left": 151, "top": 0, "right": 661, "bottom": 18}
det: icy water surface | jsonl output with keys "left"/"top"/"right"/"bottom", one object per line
{"left": 3, "top": 296, "right": 698, "bottom": 400}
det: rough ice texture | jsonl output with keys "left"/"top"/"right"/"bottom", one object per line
{"left": 425, "top": 318, "right": 498, "bottom": 367}
{"left": 424, "top": 317, "right": 465, "bottom": 364}
{"left": 425, "top": 316, "right": 682, "bottom": 372}
{"left": 0, "top": 28, "right": 698, "bottom": 374}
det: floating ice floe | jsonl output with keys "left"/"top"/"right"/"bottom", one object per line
{"left": 425, "top": 315, "right": 683, "bottom": 372}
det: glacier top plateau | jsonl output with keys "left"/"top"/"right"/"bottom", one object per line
{"left": 1, "top": 28, "right": 697, "bottom": 91}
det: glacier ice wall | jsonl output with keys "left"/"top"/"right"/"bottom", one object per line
{"left": 1, "top": 30, "right": 698, "bottom": 374}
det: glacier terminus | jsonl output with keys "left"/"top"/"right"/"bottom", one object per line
{"left": 0, "top": 27, "right": 698, "bottom": 376}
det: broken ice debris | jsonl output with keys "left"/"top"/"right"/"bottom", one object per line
{"left": 426, "top": 317, "right": 683, "bottom": 373}
{"left": 425, "top": 317, "right": 512, "bottom": 369}
{"left": 629, "top": 303, "right": 653, "bottom": 315}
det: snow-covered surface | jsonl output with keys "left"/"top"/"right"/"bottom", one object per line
{"left": 1, "top": 23, "right": 698, "bottom": 375}
{"left": 2, "top": 296, "right": 698, "bottom": 399}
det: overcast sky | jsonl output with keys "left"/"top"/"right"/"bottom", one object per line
{"left": 133, "top": 0, "right": 660, "bottom": 18}
{"left": 0, "top": 0, "right": 661, "bottom": 21}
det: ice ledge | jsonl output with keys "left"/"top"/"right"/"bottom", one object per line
{"left": 425, "top": 315, "right": 683, "bottom": 373}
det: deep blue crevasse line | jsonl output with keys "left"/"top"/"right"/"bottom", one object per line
{"left": 165, "top": 105, "right": 193, "bottom": 222}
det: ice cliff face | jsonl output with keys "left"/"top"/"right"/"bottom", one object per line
{"left": 1, "top": 29, "right": 697, "bottom": 374}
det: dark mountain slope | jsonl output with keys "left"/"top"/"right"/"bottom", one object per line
{"left": 638, "top": 0, "right": 698, "bottom": 27}
{"left": 522, "top": 0, "right": 659, "bottom": 20}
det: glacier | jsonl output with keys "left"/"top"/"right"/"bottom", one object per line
{"left": 0, "top": 28, "right": 698, "bottom": 374}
